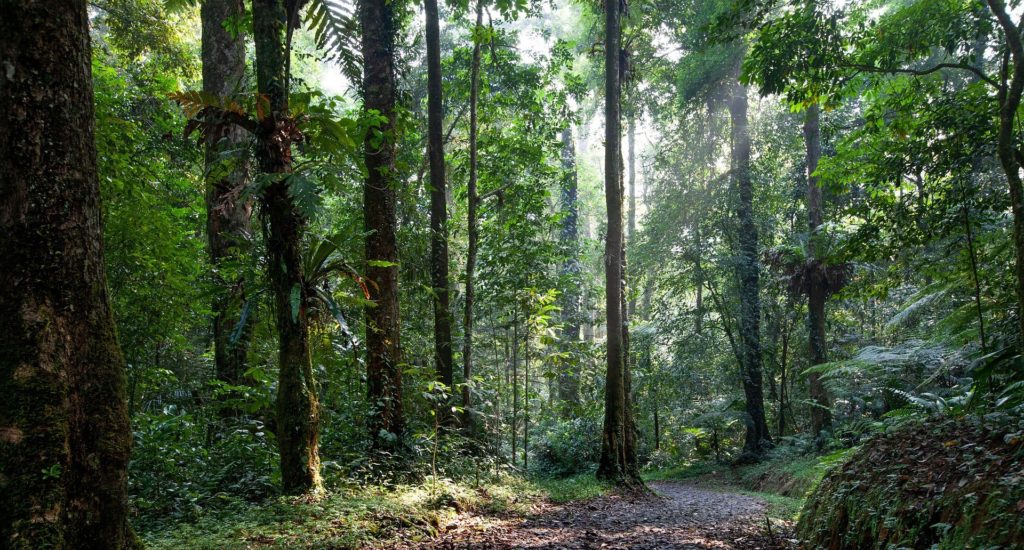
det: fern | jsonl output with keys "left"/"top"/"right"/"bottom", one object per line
{"left": 305, "top": 0, "right": 362, "bottom": 87}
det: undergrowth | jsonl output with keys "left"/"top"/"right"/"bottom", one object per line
{"left": 139, "top": 472, "right": 609, "bottom": 549}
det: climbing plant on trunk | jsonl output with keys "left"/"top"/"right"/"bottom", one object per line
{"left": 251, "top": 0, "right": 321, "bottom": 495}
{"left": 362, "top": 0, "right": 405, "bottom": 451}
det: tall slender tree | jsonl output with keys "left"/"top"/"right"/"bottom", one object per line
{"left": 803, "top": 103, "right": 833, "bottom": 436}
{"left": 728, "top": 74, "right": 773, "bottom": 457}
{"left": 425, "top": 0, "right": 455, "bottom": 423}
{"left": 362, "top": 0, "right": 405, "bottom": 451}
{"left": 558, "top": 127, "right": 581, "bottom": 408}
{"left": 202, "top": 0, "right": 253, "bottom": 391}
{"left": 463, "top": 0, "right": 485, "bottom": 430}
{"left": 251, "top": 0, "right": 321, "bottom": 494}
{"left": 0, "top": 0, "right": 136, "bottom": 545}
{"left": 597, "top": 0, "right": 640, "bottom": 483}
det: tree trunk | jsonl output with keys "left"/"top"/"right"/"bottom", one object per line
{"left": 425, "top": 0, "right": 454, "bottom": 423}
{"left": 627, "top": 115, "right": 637, "bottom": 319}
{"left": 803, "top": 103, "right": 833, "bottom": 437}
{"left": 252, "top": 0, "right": 321, "bottom": 494}
{"left": 361, "top": 0, "right": 405, "bottom": 452}
{"left": 728, "top": 78, "right": 772, "bottom": 458}
{"left": 462, "top": 0, "right": 484, "bottom": 432}
{"left": 0, "top": 2, "right": 136, "bottom": 545}
{"left": 511, "top": 305, "right": 519, "bottom": 464}
{"left": 597, "top": 0, "right": 640, "bottom": 484}
{"left": 558, "top": 127, "right": 581, "bottom": 409}
{"left": 985, "top": 0, "right": 1024, "bottom": 345}
{"left": 202, "top": 0, "right": 253, "bottom": 393}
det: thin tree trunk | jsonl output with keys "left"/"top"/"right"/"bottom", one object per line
{"left": 597, "top": 0, "right": 639, "bottom": 483}
{"left": 361, "top": 0, "right": 405, "bottom": 452}
{"left": 462, "top": 1, "right": 484, "bottom": 431}
{"left": 203, "top": 0, "right": 253, "bottom": 395}
{"left": 0, "top": 2, "right": 136, "bottom": 544}
{"left": 252, "top": 0, "right": 321, "bottom": 494}
{"left": 803, "top": 103, "right": 833, "bottom": 437}
{"left": 425, "top": 0, "right": 454, "bottom": 424}
{"left": 558, "top": 127, "right": 581, "bottom": 409}
{"left": 511, "top": 305, "right": 519, "bottom": 465}
{"left": 728, "top": 78, "right": 772, "bottom": 457}
{"left": 627, "top": 114, "right": 637, "bottom": 318}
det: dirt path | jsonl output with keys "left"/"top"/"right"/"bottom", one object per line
{"left": 391, "top": 481, "right": 793, "bottom": 549}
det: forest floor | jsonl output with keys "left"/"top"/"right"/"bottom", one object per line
{"left": 382, "top": 481, "right": 795, "bottom": 549}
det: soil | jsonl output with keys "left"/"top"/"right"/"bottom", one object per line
{"left": 388, "top": 481, "right": 795, "bottom": 549}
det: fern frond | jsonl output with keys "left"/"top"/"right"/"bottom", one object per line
{"left": 305, "top": 0, "right": 362, "bottom": 86}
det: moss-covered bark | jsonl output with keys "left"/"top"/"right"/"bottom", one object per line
{"left": 202, "top": 0, "right": 253, "bottom": 392}
{"left": 0, "top": 1, "right": 136, "bottom": 546}
{"left": 251, "top": 0, "right": 322, "bottom": 494}
{"left": 728, "top": 77, "right": 773, "bottom": 458}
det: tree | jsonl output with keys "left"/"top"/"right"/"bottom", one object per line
{"left": 202, "top": 0, "right": 253, "bottom": 392}
{"left": 425, "top": 0, "right": 455, "bottom": 424}
{"left": 463, "top": 0, "right": 485, "bottom": 429}
{"left": 597, "top": 0, "right": 640, "bottom": 484}
{"left": 727, "top": 72, "right": 772, "bottom": 457}
{"left": 558, "top": 126, "right": 581, "bottom": 408}
{"left": 0, "top": 0, "right": 136, "bottom": 545}
{"left": 251, "top": 0, "right": 321, "bottom": 494}
{"left": 803, "top": 102, "right": 833, "bottom": 436}
{"left": 362, "top": 0, "right": 405, "bottom": 451}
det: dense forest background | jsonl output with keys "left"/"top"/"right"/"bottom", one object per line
{"left": 3, "top": 0, "right": 1024, "bottom": 547}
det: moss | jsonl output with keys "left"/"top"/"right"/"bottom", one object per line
{"left": 796, "top": 414, "right": 1024, "bottom": 549}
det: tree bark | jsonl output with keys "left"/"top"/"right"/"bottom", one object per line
{"left": 627, "top": 114, "right": 637, "bottom": 318}
{"left": 728, "top": 78, "right": 772, "bottom": 458}
{"left": 361, "top": 0, "right": 405, "bottom": 452}
{"left": 985, "top": 0, "right": 1024, "bottom": 345}
{"left": 202, "top": 0, "right": 253, "bottom": 393}
{"left": 462, "top": 0, "right": 484, "bottom": 432}
{"left": 803, "top": 103, "right": 833, "bottom": 437}
{"left": 597, "top": 0, "right": 640, "bottom": 484}
{"left": 252, "top": 0, "right": 321, "bottom": 494}
{"left": 425, "top": 0, "right": 454, "bottom": 422}
{"left": 558, "top": 127, "right": 581, "bottom": 409}
{"left": 0, "top": 1, "right": 136, "bottom": 545}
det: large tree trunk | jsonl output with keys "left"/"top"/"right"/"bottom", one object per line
{"left": 252, "top": 0, "right": 321, "bottom": 494}
{"left": 362, "top": 0, "right": 405, "bottom": 451}
{"left": 558, "top": 127, "right": 581, "bottom": 409}
{"left": 727, "top": 79, "right": 773, "bottom": 458}
{"left": 462, "top": 1, "right": 484, "bottom": 432}
{"left": 803, "top": 103, "right": 833, "bottom": 436}
{"left": 985, "top": 0, "right": 1024, "bottom": 345}
{"left": 597, "top": 0, "right": 639, "bottom": 484}
{"left": 202, "top": 0, "right": 253, "bottom": 392}
{"left": 0, "top": 2, "right": 136, "bottom": 545}
{"left": 425, "top": 0, "right": 454, "bottom": 421}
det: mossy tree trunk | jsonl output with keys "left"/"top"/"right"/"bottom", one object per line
{"left": 362, "top": 0, "right": 405, "bottom": 451}
{"left": 728, "top": 78, "right": 773, "bottom": 458}
{"left": 202, "top": 0, "right": 253, "bottom": 393}
{"left": 0, "top": 1, "right": 136, "bottom": 546}
{"left": 251, "top": 0, "right": 321, "bottom": 494}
